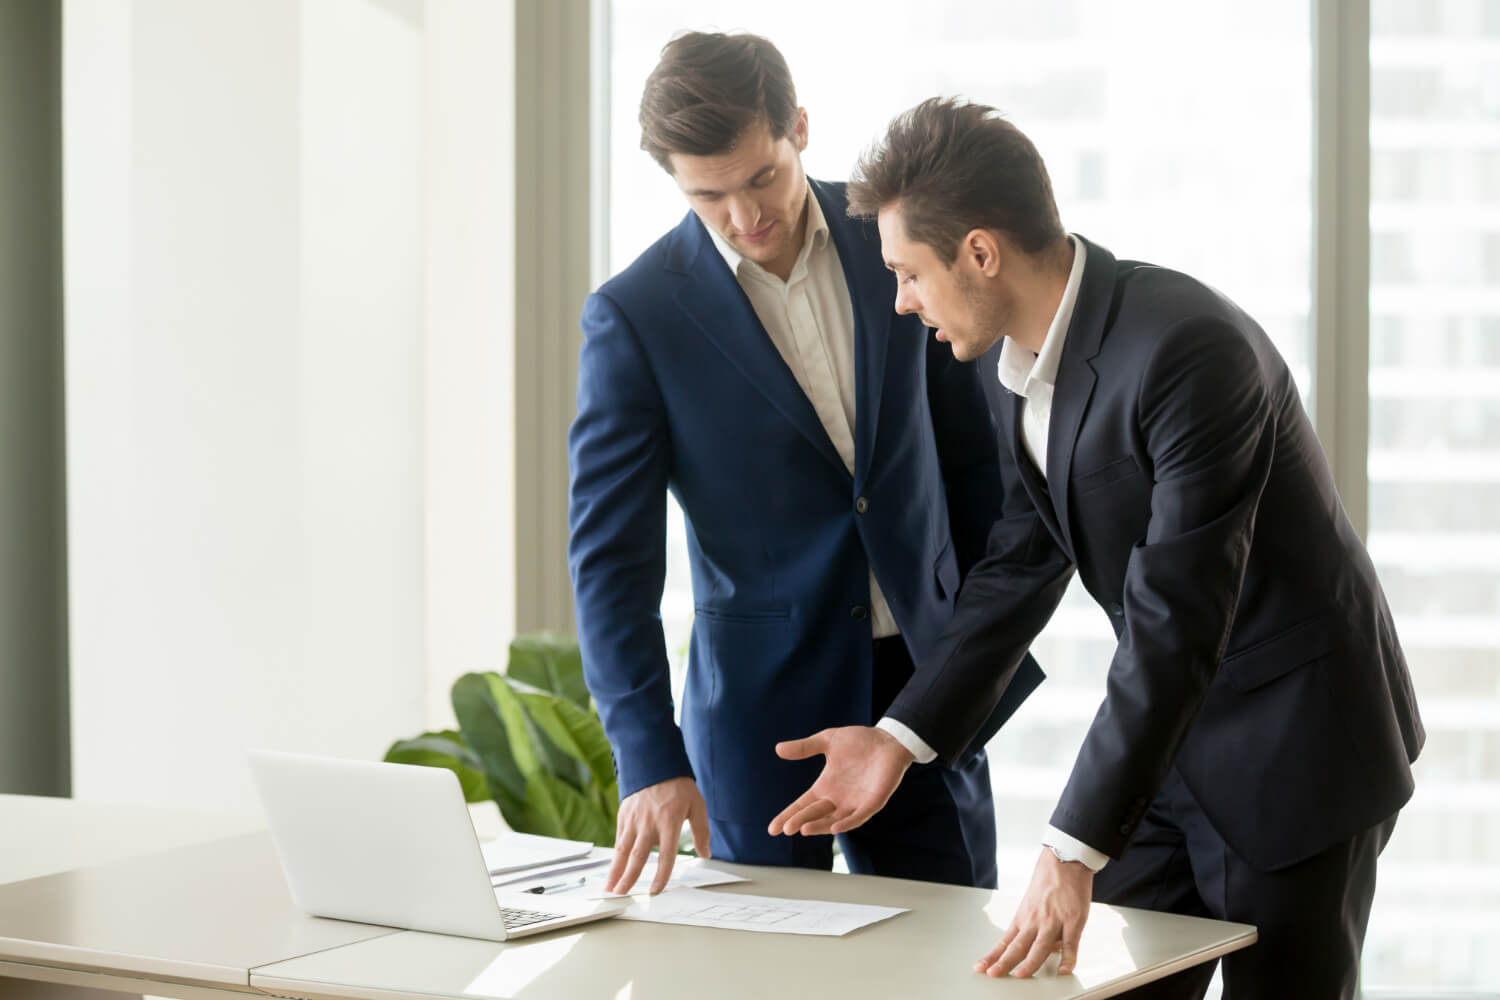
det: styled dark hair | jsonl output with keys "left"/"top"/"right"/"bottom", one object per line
{"left": 847, "top": 97, "right": 1065, "bottom": 262}
{"left": 638, "top": 31, "right": 799, "bottom": 173}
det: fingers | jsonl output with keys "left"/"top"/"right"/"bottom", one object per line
{"left": 1009, "top": 924, "right": 1062, "bottom": 978}
{"left": 649, "top": 820, "right": 677, "bottom": 895}
{"left": 973, "top": 928, "right": 1016, "bottom": 973}
{"left": 827, "top": 804, "right": 875, "bottom": 836}
{"left": 1058, "top": 917, "right": 1084, "bottom": 975}
{"left": 983, "top": 925, "right": 1039, "bottom": 978}
{"left": 688, "top": 795, "right": 712, "bottom": 859}
{"left": 612, "top": 826, "right": 656, "bottom": 896}
{"left": 604, "top": 825, "right": 635, "bottom": 893}
{"left": 774, "top": 730, "right": 827, "bottom": 761}
{"left": 977, "top": 921, "right": 1075, "bottom": 978}
{"left": 797, "top": 803, "right": 857, "bottom": 838}
{"left": 784, "top": 799, "right": 838, "bottom": 835}
{"left": 768, "top": 790, "right": 820, "bottom": 835}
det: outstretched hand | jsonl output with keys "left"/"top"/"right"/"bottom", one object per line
{"left": 766, "top": 726, "right": 914, "bottom": 837}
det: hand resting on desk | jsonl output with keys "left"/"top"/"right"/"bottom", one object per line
{"left": 605, "top": 776, "right": 710, "bottom": 895}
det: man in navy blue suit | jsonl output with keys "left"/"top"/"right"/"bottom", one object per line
{"left": 567, "top": 34, "right": 1042, "bottom": 896}
{"left": 770, "top": 99, "right": 1423, "bottom": 997}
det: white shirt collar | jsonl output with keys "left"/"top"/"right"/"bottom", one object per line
{"left": 997, "top": 234, "right": 1086, "bottom": 398}
{"left": 707, "top": 184, "right": 826, "bottom": 283}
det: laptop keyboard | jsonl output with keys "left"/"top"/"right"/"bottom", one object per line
{"left": 499, "top": 906, "right": 564, "bottom": 930}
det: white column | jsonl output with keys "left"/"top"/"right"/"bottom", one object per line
{"left": 64, "top": 0, "right": 429, "bottom": 809}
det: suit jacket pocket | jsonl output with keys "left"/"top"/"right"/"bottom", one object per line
{"left": 1220, "top": 615, "right": 1337, "bottom": 692}
{"left": 1073, "top": 454, "right": 1141, "bottom": 496}
{"left": 694, "top": 605, "right": 791, "bottom": 625}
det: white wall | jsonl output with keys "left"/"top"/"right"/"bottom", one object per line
{"left": 423, "top": 0, "right": 517, "bottom": 729}
{"left": 64, "top": 0, "right": 516, "bottom": 810}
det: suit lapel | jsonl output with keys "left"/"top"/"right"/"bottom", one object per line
{"left": 1010, "top": 393, "right": 1067, "bottom": 550}
{"left": 1045, "top": 236, "right": 1117, "bottom": 558}
{"left": 815, "top": 180, "right": 891, "bottom": 476}
{"left": 666, "top": 209, "right": 849, "bottom": 477}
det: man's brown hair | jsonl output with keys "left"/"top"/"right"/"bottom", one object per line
{"left": 638, "top": 32, "right": 799, "bottom": 173}
{"left": 847, "top": 97, "right": 1065, "bottom": 262}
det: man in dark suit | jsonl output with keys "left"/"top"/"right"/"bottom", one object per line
{"left": 568, "top": 40, "right": 1041, "bottom": 897}
{"left": 769, "top": 98, "right": 1423, "bottom": 997}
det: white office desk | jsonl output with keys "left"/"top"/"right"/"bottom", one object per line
{"left": 252, "top": 860, "right": 1255, "bottom": 1000}
{"left": 0, "top": 794, "right": 397, "bottom": 1000}
{"left": 0, "top": 795, "right": 1255, "bottom": 1000}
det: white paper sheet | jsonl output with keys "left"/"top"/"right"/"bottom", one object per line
{"left": 617, "top": 887, "right": 907, "bottom": 936}
{"left": 491, "top": 856, "right": 610, "bottom": 888}
{"left": 538, "top": 854, "right": 750, "bottom": 898}
{"left": 479, "top": 832, "right": 593, "bottom": 875}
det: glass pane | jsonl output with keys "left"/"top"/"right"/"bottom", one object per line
{"left": 608, "top": 0, "right": 1310, "bottom": 898}
{"left": 1362, "top": 0, "right": 1500, "bottom": 991}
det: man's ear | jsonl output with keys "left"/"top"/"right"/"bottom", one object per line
{"left": 792, "top": 108, "right": 809, "bottom": 152}
{"left": 962, "top": 229, "right": 1004, "bottom": 277}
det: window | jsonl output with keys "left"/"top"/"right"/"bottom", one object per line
{"left": 1361, "top": 1, "right": 1500, "bottom": 990}
{"left": 603, "top": 1, "right": 1499, "bottom": 992}
{"left": 608, "top": 0, "right": 1310, "bottom": 867}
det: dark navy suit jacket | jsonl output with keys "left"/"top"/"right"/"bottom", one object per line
{"left": 888, "top": 236, "right": 1424, "bottom": 871}
{"left": 568, "top": 180, "right": 1043, "bottom": 827}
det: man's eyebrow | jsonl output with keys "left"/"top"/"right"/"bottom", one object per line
{"left": 683, "top": 165, "right": 775, "bottom": 198}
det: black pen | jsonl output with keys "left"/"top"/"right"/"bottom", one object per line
{"left": 523, "top": 876, "right": 587, "bottom": 895}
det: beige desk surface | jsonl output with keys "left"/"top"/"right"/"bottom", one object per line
{"left": 0, "top": 797, "right": 397, "bottom": 995}
{"left": 252, "top": 859, "right": 1256, "bottom": 1000}
{"left": 0, "top": 794, "right": 264, "bottom": 886}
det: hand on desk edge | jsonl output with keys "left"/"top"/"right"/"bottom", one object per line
{"left": 977, "top": 846, "right": 1093, "bottom": 978}
{"left": 766, "top": 725, "right": 915, "bottom": 837}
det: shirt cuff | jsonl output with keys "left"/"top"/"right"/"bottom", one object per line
{"left": 876, "top": 717, "right": 938, "bottom": 764}
{"left": 1042, "top": 824, "right": 1110, "bottom": 872}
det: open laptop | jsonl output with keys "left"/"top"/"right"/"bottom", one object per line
{"left": 247, "top": 749, "right": 624, "bottom": 941}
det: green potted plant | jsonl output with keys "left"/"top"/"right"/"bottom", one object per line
{"left": 385, "top": 632, "right": 618, "bottom": 845}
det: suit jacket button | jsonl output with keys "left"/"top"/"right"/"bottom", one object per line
{"left": 855, "top": 496, "right": 869, "bottom": 514}
{"left": 1109, "top": 603, "right": 1124, "bottom": 617}
{"left": 1119, "top": 823, "right": 1132, "bottom": 834}
{"left": 851, "top": 605, "right": 869, "bottom": 620}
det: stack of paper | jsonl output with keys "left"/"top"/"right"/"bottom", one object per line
{"left": 489, "top": 843, "right": 747, "bottom": 896}
{"left": 479, "top": 833, "right": 595, "bottom": 875}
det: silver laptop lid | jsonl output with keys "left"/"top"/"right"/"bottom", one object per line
{"left": 248, "top": 749, "right": 508, "bottom": 940}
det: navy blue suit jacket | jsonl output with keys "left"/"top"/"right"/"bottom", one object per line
{"left": 568, "top": 180, "right": 1043, "bottom": 826}
{"left": 888, "top": 237, "right": 1424, "bottom": 870}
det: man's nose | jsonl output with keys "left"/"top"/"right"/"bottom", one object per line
{"left": 893, "top": 283, "right": 918, "bottom": 316}
{"left": 728, "top": 195, "right": 760, "bottom": 232}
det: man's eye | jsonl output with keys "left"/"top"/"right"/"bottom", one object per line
{"left": 751, "top": 173, "right": 774, "bottom": 188}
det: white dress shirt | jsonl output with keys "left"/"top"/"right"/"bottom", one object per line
{"left": 877, "top": 235, "right": 1109, "bottom": 872}
{"left": 706, "top": 187, "right": 897, "bottom": 639}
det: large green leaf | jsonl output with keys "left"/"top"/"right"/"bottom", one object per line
{"left": 440, "top": 656, "right": 619, "bottom": 846}
{"left": 383, "top": 730, "right": 490, "bottom": 803}
{"left": 451, "top": 672, "right": 528, "bottom": 827}
{"left": 490, "top": 676, "right": 592, "bottom": 793}
{"left": 507, "top": 632, "right": 589, "bottom": 710}
{"left": 514, "top": 688, "right": 617, "bottom": 796}
{"left": 519, "top": 771, "right": 617, "bottom": 844}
